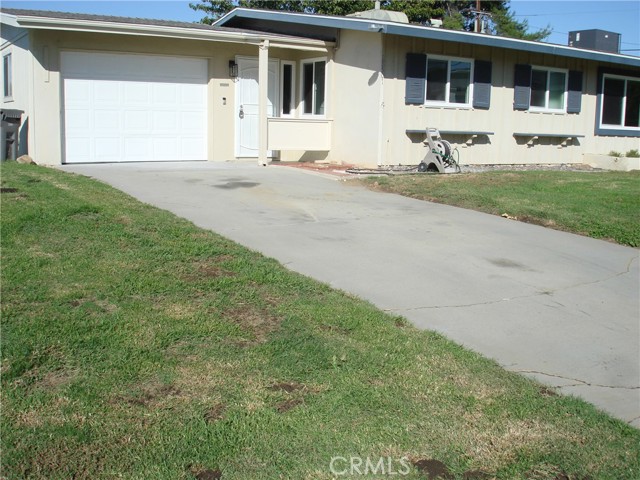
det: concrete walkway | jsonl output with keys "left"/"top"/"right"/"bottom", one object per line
{"left": 61, "top": 162, "right": 640, "bottom": 427}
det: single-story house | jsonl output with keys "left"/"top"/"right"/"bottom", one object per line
{"left": 1, "top": 7, "right": 639, "bottom": 168}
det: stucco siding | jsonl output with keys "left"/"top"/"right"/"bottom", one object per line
{"left": 327, "top": 29, "right": 383, "bottom": 166}
{"left": 1, "top": 24, "right": 31, "bottom": 157}
{"left": 24, "top": 30, "right": 313, "bottom": 165}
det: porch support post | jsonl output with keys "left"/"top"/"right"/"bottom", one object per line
{"left": 258, "top": 39, "right": 269, "bottom": 166}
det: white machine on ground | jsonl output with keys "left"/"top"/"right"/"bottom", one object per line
{"left": 418, "top": 128, "right": 461, "bottom": 174}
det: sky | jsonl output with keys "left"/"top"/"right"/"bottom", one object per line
{"left": 2, "top": 0, "right": 639, "bottom": 55}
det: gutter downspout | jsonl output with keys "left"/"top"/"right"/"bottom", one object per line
{"left": 258, "top": 39, "right": 269, "bottom": 166}
{"left": 377, "top": 34, "right": 385, "bottom": 166}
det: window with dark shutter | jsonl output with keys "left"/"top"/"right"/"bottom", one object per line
{"left": 513, "top": 64, "right": 532, "bottom": 110}
{"left": 473, "top": 60, "right": 492, "bottom": 109}
{"left": 567, "top": 70, "right": 583, "bottom": 114}
{"left": 405, "top": 53, "right": 426, "bottom": 105}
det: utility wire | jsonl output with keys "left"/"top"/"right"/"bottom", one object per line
{"left": 513, "top": 8, "right": 639, "bottom": 17}
{"left": 527, "top": 24, "right": 640, "bottom": 47}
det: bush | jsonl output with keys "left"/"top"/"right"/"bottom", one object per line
{"left": 626, "top": 149, "right": 639, "bottom": 158}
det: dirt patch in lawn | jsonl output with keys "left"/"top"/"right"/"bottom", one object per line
{"left": 225, "top": 304, "right": 282, "bottom": 344}
{"left": 36, "top": 369, "right": 77, "bottom": 390}
{"left": 188, "top": 465, "right": 223, "bottom": 480}
{"left": 412, "top": 458, "right": 492, "bottom": 479}
{"left": 268, "top": 382, "right": 305, "bottom": 393}
{"left": 68, "top": 297, "right": 118, "bottom": 314}
{"left": 204, "top": 403, "right": 226, "bottom": 423}
{"left": 276, "top": 398, "right": 303, "bottom": 413}
{"left": 114, "top": 383, "right": 182, "bottom": 408}
{"left": 182, "top": 259, "right": 236, "bottom": 281}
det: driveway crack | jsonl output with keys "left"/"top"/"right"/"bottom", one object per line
{"left": 384, "top": 255, "right": 638, "bottom": 311}
{"left": 384, "top": 294, "right": 529, "bottom": 311}
{"left": 508, "top": 369, "right": 640, "bottom": 390}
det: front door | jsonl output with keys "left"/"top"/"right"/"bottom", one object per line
{"left": 235, "top": 57, "right": 279, "bottom": 157}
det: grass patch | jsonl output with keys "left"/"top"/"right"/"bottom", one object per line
{"left": 2, "top": 163, "right": 639, "bottom": 479}
{"left": 361, "top": 171, "right": 640, "bottom": 247}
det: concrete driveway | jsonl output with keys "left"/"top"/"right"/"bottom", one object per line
{"left": 61, "top": 162, "right": 640, "bottom": 427}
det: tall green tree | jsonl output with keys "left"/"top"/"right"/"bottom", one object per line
{"left": 189, "top": 0, "right": 550, "bottom": 41}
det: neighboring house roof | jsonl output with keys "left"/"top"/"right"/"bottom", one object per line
{"left": 0, "top": 8, "right": 333, "bottom": 50}
{"left": 1, "top": 8, "right": 225, "bottom": 31}
{"left": 215, "top": 8, "right": 640, "bottom": 68}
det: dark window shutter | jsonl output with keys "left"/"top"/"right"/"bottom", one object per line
{"left": 513, "top": 64, "right": 532, "bottom": 110}
{"left": 473, "top": 60, "right": 492, "bottom": 109}
{"left": 405, "top": 53, "right": 426, "bottom": 105}
{"left": 567, "top": 70, "right": 583, "bottom": 113}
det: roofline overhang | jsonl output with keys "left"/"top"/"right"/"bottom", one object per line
{"left": 0, "top": 11, "right": 333, "bottom": 52}
{"left": 216, "top": 8, "right": 640, "bottom": 68}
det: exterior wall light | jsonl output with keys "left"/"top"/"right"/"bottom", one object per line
{"left": 229, "top": 60, "right": 238, "bottom": 78}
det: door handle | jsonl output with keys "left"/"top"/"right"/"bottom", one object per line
{"left": 239, "top": 105, "right": 244, "bottom": 119}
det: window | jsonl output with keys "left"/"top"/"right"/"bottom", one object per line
{"left": 405, "top": 54, "right": 492, "bottom": 109}
{"left": 425, "top": 56, "right": 472, "bottom": 106}
{"left": 280, "top": 61, "right": 295, "bottom": 116}
{"left": 301, "top": 58, "right": 326, "bottom": 116}
{"left": 529, "top": 67, "right": 567, "bottom": 111}
{"left": 3, "top": 53, "right": 12, "bottom": 99}
{"left": 601, "top": 75, "right": 640, "bottom": 129}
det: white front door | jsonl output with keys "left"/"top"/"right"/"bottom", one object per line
{"left": 235, "top": 57, "right": 278, "bottom": 157}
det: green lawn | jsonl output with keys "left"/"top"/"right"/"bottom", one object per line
{"left": 2, "top": 163, "right": 639, "bottom": 479}
{"left": 361, "top": 171, "right": 640, "bottom": 247}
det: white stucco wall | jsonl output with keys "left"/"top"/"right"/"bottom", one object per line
{"left": 8, "top": 21, "right": 638, "bottom": 168}
{"left": 20, "top": 28, "right": 317, "bottom": 166}
{"left": 326, "top": 29, "right": 384, "bottom": 166}
{"left": 1, "top": 23, "right": 31, "bottom": 157}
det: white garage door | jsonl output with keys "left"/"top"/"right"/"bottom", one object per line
{"left": 61, "top": 52, "right": 208, "bottom": 163}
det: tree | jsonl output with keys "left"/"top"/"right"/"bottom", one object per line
{"left": 189, "top": 0, "right": 550, "bottom": 41}
{"left": 488, "top": 4, "right": 551, "bottom": 41}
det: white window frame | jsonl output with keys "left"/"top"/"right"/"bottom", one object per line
{"left": 529, "top": 66, "right": 568, "bottom": 113}
{"left": 280, "top": 60, "right": 296, "bottom": 117}
{"left": 599, "top": 73, "right": 640, "bottom": 132}
{"left": 300, "top": 56, "right": 327, "bottom": 117}
{"left": 3, "top": 52, "right": 12, "bottom": 101}
{"left": 424, "top": 55, "right": 474, "bottom": 108}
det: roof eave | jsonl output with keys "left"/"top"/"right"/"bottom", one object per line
{"left": 8, "top": 14, "right": 333, "bottom": 51}
{"left": 216, "top": 8, "right": 640, "bottom": 68}
{"left": 384, "top": 23, "right": 640, "bottom": 68}
{"left": 0, "top": 12, "right": 21, "bottom": 28}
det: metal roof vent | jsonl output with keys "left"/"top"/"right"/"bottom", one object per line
{"left": 347, "top": 1, "right": 409, "bottom": 24}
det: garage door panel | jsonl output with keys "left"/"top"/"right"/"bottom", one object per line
{"left": 65, "top": 109, "right": 92, "bottom": 131}
{"left": 153, "top": 84, "right": 178, "bottom": 104}
{"left": 94, "top": 138, "right": 122, "bottom": 162}
{"left": 94, "top": 110, "right": 120, "bottom": 131}
{"left": 181, "top": 84, "right": 206, "bottom": 105}
{"left": 66, "top": 137, "right": 92, "bottom": 162}
{"left": 181, "top": 137, "right": 207, "bottom": 159}
{"left": 123, "top": 137, "right": 152, "bottom": 160}
{"left": 124, "top": 110, "right": 151, "bottom": 132}
{"left": 153, "top": 138, "right": 179, "bottom": 160}
{"left": 94, "top": 81, "right": 120, "bottom": 104}
{"left": 152, "top": 112, "right": 177, "bottom": 132}
{"left": 62, "top": 51, "right": 208, "bottom": 163}
{"left": 182, "top": 112, "right": 206, "bottom": 132}
{"left": 64, "top": 79, "right": 91, "bottom": 104}
{"left": 124, "top": 82, "right": 151, "bottom": 104}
